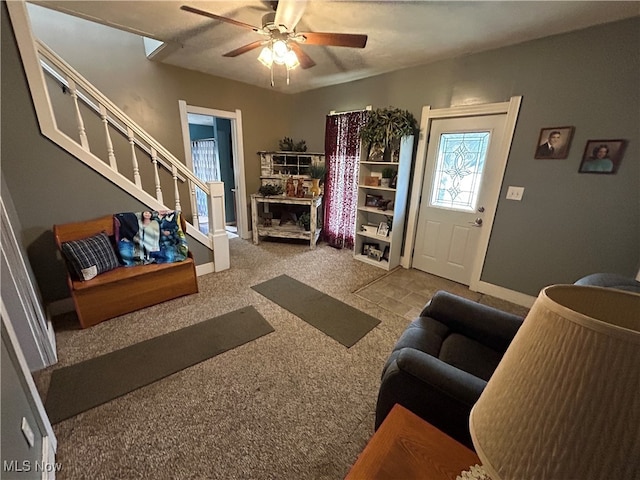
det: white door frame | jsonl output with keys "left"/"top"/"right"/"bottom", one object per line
{"left": 403, "top": 96, "right": 522, "bottom": 292}
{"left": 178, "top": 101, "right": 250, "bottom": 240}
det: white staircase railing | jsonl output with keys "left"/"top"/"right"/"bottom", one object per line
{"left": 7, "top": 1, "right": 229, "bottom": 272}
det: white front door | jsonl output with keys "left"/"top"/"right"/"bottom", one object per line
{"left": 413, "top": 113, "right": 510, "bottom": 285}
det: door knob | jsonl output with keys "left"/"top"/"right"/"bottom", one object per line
{"left": 469, "top": 218, "right": 483, "bottom": 227}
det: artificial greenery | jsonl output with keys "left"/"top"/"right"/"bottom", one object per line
{"left": 258, "top": 184, "right": 283, "bottom": 196}
{"left": 278, "top": 137, "right": 295, "bottom": 151}
{"left": 308, "top": 162, "right": 326, "bottom": 179}
{"left": 279, "top": 137, "right": 307, "bottom": 152}
{"left": 359, "top": 107, "right": 419, "bottom": 152}
{"left": 382, "top": 167, "right": 397, "bottom": 179}
{"left": 297, "top": 212, "right": 311, "bottom": 231}
{"left": 293, "top": 140, "right": 307, "bottom": 152}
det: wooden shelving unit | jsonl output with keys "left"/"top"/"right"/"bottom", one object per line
{"left": 259, "top": 151, "right": 325, "bottom": 185}
{"left": 353, "top": 136, "right": 414, "bottom": 270}
{"left": 251, "top": 194, "right": 323, "bottom": 249}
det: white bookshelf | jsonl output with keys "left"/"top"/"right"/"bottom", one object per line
{"left": 354, "top": 136, "right": 414, "bottom": 270}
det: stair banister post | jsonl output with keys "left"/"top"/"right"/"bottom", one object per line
{"left": 150, "top": 147, "right": 163, "bottom": 205}
{"left": 172, "top": 165, "right": 181, "bottom": 212}
{"left": 189, "top": 181, "right": 199, "bottom": 231}
{"left": 127, "top": 126, "right": 142, "bottom": 187}
{"left": 207, "top": 181, "right": 230, "bottom": 271}
{"left": 99, "top": 104, "right": 117, "bottom": 171}
{"left": 67, "top": 78, "right": 89, "bottom": 151}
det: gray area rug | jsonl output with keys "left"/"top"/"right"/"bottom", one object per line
{"left": 44, "top": 306, "right": 273, "bottom": 424}
{"left": 252, "top": 274, "right": 380, "bottom": 347}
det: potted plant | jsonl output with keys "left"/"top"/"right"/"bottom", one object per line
{"left": 278, "top": 137, "right": 295, "bottom": 151}
{"left": 381, "top": 167, "right": 396, "bottom": 188}
{"left": 297, "top": 212, "right": 311, "bottom": 231}
{"left": 258, "top": 184, "right": 283, "bottom": 197}
{"left": 359, "top": 107, "right": 418, "bottom": 162}
{"left": 278, "top": 137, "right": 307, "bottom": 152}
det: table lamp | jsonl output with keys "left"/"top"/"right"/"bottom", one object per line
{"left": 469, "top": 284, "right": 640, "bottom": 480}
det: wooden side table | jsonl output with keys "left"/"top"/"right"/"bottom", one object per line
{"left": 345, "top": 404, "right": 481, "bottom": 480}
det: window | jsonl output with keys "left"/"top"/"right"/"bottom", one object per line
{"left": 430, "top": 131, "right": 490, "bottom": 211}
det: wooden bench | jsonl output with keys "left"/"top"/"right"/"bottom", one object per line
{"left": 54, "top": 214, "right": 198, "bottom": 329}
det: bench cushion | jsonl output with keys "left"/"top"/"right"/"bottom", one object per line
{"left": 61, "top": 232, "right": 121, "bottom": 281}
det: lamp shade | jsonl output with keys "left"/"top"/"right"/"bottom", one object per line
{"left": 470, "top": 285, "right": 640, "bottom": 480}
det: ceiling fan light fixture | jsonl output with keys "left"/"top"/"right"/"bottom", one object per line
{"left": 272, "top": 39, "right": 289, "bottom": 64}
{"left": 258, "top": 46, "right": 274, "bottom": 67}
{"left": 284, "top": 49, "right": 299, "bottom": 69}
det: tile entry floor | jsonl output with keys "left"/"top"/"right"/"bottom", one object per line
{"left": 354, "top": 267, "right": 531, "bottom": 320}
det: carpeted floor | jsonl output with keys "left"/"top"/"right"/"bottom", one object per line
{"left": 34, "top": 237, "right": 527, "bottom": 479}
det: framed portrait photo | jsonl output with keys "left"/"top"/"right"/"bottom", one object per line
{"left": 578, "top": 139, "right": 628, "bottom": 174}
{"left": 534, "top": 126, "right": 575, "bottom": 159}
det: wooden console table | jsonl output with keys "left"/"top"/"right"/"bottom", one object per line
{"left": 251, "top": 194, "right": 322, "bottom": 249}
{"left": 345, "top": 404, "right": 481, "bottom": 480}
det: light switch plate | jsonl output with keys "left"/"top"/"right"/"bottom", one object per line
{"left": 506, "top": 186, "right": 525, "bottom": 201}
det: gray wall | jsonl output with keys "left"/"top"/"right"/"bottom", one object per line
{"left": 292, "top": 17, "right": 640, "bottom": 295}
{"left": 3, "top": 3, "right": 639, "bottom": 302}
{"left": 1, "top": 327, "right": 45, "bottom": 479}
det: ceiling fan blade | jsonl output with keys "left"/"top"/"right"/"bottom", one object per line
{"left": 180, "top": 5, "right": 260, "bottom": 32}
{"left": 223, "top": 40, "right": 265, "bottom": 58}
{"left": 289, "top": 43, "right": 316, "bottom": 69}
{"left": 274, "top": 0, "right": 307, "bottom": 30}
{"left": 299, "top": 32, "right": 368, "bottom": 49}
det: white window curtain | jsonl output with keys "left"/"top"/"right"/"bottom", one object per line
{"left": 191, "top": 139, "right": 220, "bottom": 234}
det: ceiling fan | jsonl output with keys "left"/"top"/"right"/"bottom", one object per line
{"left": 180, "top": 1, "right": 368, "bottom": 71}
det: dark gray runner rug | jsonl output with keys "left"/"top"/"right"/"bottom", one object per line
{"left": 45, "top": 306, "right": 273, "bottom": 424}
{"left": 252, "top": 274, "right": 380, "bottom": 348}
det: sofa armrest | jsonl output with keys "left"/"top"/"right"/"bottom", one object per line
{"left": 375, "top": 347, "right": 486, "bottom": 448}
{"left": 422, "top": 290, "right": 524, "bottom": 353}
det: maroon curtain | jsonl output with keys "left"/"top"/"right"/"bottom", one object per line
{"left": 323, "top": 110, "right": 368, "bottom": 249}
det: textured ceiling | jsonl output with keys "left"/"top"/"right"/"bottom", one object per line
{"left": 29, "top": 1, "right": 640, "bottom": 93}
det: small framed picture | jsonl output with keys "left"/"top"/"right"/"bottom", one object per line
{"left": 377, "top": 222, "right": 389, "bottom": 237}
{"left": 578, "top": 139, "right": 627, "bottom": 174}
{"left": 365, "top": 194, "right": 383, "bottom": 207}
{"left": 534, "top": 126, "right": 574, "bottom": 159}
{"left": 367, "top": 247, "right": 383, "bottom": 261}
{"left": 364, "top": 176, "right": 380, "bottom": 186}
{"left": 368, "top": 144, "right": 384, "bottom": 162}
{"left": 362, "top": 242, "right": 379, "bottom": 255}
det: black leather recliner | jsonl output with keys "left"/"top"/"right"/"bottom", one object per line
{"left": 375, "top": 290, "right": 524, "bottom": 448}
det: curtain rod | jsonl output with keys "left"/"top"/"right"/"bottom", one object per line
{"left": 328, "top": 105, "right": 372, "bottom": 116}
{"left": 191, "top": 137, "right": 216, "bottom": 142}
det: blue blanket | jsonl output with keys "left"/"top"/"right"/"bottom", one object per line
{"left": 114, "top": 211, "right": 188, "bottom": 266}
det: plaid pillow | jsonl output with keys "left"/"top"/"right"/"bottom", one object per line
{"left": 61, "top": 232, "right": 120, "bottom": 281}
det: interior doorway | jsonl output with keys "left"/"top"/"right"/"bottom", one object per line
{"left": 178, "top": 101, "right": 249, "bottom": 240}
{"left": 404, "top": 97, "right": 522, "bottom": 291}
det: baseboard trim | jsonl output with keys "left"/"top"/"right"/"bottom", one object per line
{"left": 196, "top": 262, "right": 215, "bottom": 276}
{"left": 475, "top": 281, "right": 537, "bottom": 308}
